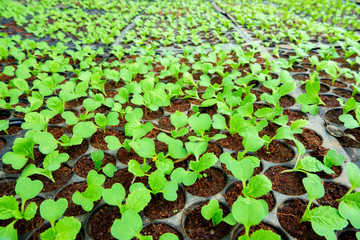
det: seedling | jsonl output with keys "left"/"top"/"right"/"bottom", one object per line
{"left": 0, "top": 177, "right": 43, "bottom": 237}
{"left": 39, "top": 199, "right": 81, "bottom": 239}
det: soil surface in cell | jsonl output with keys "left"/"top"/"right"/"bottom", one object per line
{"left": 143, "top": 189, "right": 186, "bottom": 219}
{"left": 184, "top": 202, "right": 231, "bottom": 240}
{"left": 185, "top": 168, "right": 226, "bottom": 197}
{"left": 278, "top": 199, "right": 325, "bottom": 239}
{"left": 264, "top": 166, "right": 306, "bottom": 195}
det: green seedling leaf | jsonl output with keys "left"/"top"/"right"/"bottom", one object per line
{"left": 347, "top": 162, "right": 360, "bottom": 189}
{"left": 238, "top": 229, "right": 281, "bottom": 240}
{"left": 305, "top": 206, "right": 348, "bottom": 240}
{"left": 73, "top": 121, "right": 97, "bottom": 138}
{"left": 162, "top": 181, "right": 178, "bottom": 201}
{"left": 0, "top": 221, "right": 17, "bottom": 240}
{"left": 128, "top": 160, "right": 148, "bottom": 177}
{"left": 232, "top": 197, "right": 268, "bottom": 235}
{"left": 111, "top": 210, "right": 142, "bottom": 240}
{"left": 243, "top": 175, "right": 272, "bottom": 198}
{"left": 170, "top": 111, "right": 187, "bottom": 129}
{"left": 15, "top": 177, "right": 43, "bottom": 203}
{"left": 129, "top": 138, "right": 155, "bottom": 159}
{"left": 185, "top": 141, "right": 207, "bottom": 160}
{"left": 124, "top": 188, "right": 151, "bottom": 213}
{"left": 323, "top": 150, "right": 344, "bottom": 168}
{"left": 201, "top": 199, "right": 223, "bottom": 227}
{"left": 33, "top": 132, "right": 58, "bottom": 154}
{"left": 72, "top": 184, "right": 104, "bottom": 212}
{"left": 190, "top": 153, "right": 218, "bottom": 173}
{"left": 2, "top": 152, "right": 28, "bottom": 170}
{"left": 22, "top": 112, "right": 47, "bottom": 131}
{"left": 103, "top": 163, "right": 117, "bottom": 177}
{"left": 40, "top": 199, "right": 68, "bottom": 226}
{"left": 159, "top": 233, "right": 179, "bottom": 240}
{"left": 188, "top": 114, "right": 211, "bottom": 136}
{"left": 212, "top": 114, "right": 227, "bottom": 130}
{"left": 295, "top": 156, "right": 333, "bottom": 174}
{"left": 339, "top": 192, "right": 360, "bottom": 228}
{"left": 303, "top": 174, "right": 325, "bottom": 202}
{"left": 230, "top": 159, "right": 254, "bottom": 183}
{"left": 149, "top": 170, "right": 167, "bottom": 194}
{"left": 105, "top": 136, "right": 122, "bottom": 150}
{"left": 91, "top": 150, "right": 104, "bottom": 163}
{"left": 0, "top": 196, "right": 20, "bottom": 220}
{"left": 61, "top": 111, "right": 78, "bottom": 125}
{"left": 242, "top": 132, "right": 263, "bottom": 152}
{"left": 87, "top": 170, "right": 106, "bottom": 186}
{"left": 170, "top": 168, "right": 197, "bottom": 186}
{"left": 41, "top": 216, "right": 81, "bottom": 240}
{"left": 19, "top": 164, "right": 54, "bottom": 182}
{"left": 43, "top": 151, "right": 69, "bottom": 171}
{"left": 102, "top": 183, "right": 126, "bottom": 208}
{"left": 83, "top": 98, "right": 101, "bottom": 112}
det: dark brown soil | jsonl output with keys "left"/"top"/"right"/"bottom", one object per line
{"left": 338, "top": 231, "right": 359, "bottom": 240}
{"left": 0, "top": 124, "right": 23, "bottom": 135}
{"left": 58, "top": 139, "right": 89, "bottom": 159}
{"left": 47, "top": 126, "right": 65, "bottom": 139}
{"left": 65, "top": 97, "right": 86, "bottom": 108}
{"left": 236, "top": 222, "right": 286, "bottom": 239}
{"left": 324, "top": 108, "right": 345, "bottom": 125}
{"left": 293, "top": 74, "right": 309, "bottom": 81}
{"left": 185, "top": 168, "right": 226, "bottom": 197}
{"left": 255, "top": 140, "right": 295, "bottom": 163}
{"left": 283, "top": 109, "right": 308, "bottom": 125}
{"left": 117, "top": 148, "right": 143, "bottom": 165}
{"left": 104, "top": 168, "right": 147, "bottom": 194}
{"left": 319, "top": 95, "right": 340, "bottom": 108}
{"left": 253, "top": 103, "right": 271, "bottom": 112}
{"left": 286, "top": 128, "right": 323, "bottom": 151}
{"left": 80, "top": 105, "right": 111, "bottom": 115}
{"left": 159, "top": 116, "right": 175, "bottom": 130}
{"left": 0, "top": 138, "right": 6, "bottom": 150}
{"left": 90, "top": 129, "right": 125, "bottom": 150}
{"left": 74, "top": 153, "right": 116, "bottom": 178}
{"left": 264, "top": 166, "right": 306, "bottom": 195}
{"left": 145, "top": 128, "right": 160, "bottom": 139}
{"left": 56, "top": 182, "right": 99, "bottom": 216}
{"left": 140, "top": 223, "right": 182, "bottom": 240}
{"left": 259, "top": 122, "right": 279, "bottom": 138}
{"left": 87, "top": 204, "right": 121, "bottom": 240}
{"left": 278, "top": 199, "right": 325, "bottom": 240}
{"left": 320, "top": 79, "right": 347, "bottom": 88}
{"left": 163, "top": 99, "right": 191, "bottom": 112}
{"left": 31, "top": 165, "right": 73, "bottom": 192}
{"left": 187, "top": 107, "right": 217, "bottom": 117}
{"left": 143, "top": 189, "right": 185, "bottom": 219}
{"left": 279, "top": 95, "right": 295, "bottom": 108}
{"left": 49, "top": 113, "right": 67, "bottom": 124}
{"left": 217, "top": 132, "right": 244, "bottom": 151}
{"left": 0, "top": 178, "right": 16, "bottom": 197}
{"left": 332, "top": 88, "right": 352, "bottom": 99}
{"left": 317, "top": 182, "right": 349, "bottom": 208}
{"left": 140, "top": 106, "right": 164, "bottom": 120}
{"left": 184, "top": 202, "right": 231, "bottom": 240}
{"left": 154, "top": 138, "right": 169, "bottom": 154}
{"left": 224, "top": 181, "right": 275, "bottom": 211}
